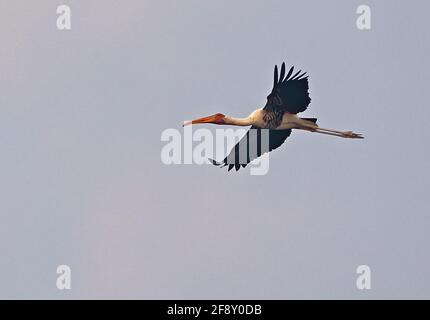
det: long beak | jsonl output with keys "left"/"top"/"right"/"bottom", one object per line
{"left": 183, "top": 114, "right": 219, "bottom": 127}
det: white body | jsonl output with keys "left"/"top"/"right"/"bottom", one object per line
{"left": 242, "top": 108, "right": 315, "bottom": 130}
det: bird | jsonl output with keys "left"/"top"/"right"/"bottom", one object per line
{"left": 183, "top": 62, "right": 363, "bottom": 171}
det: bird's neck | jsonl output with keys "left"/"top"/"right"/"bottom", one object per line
{"left": 224, "top": 116, "right": 253, "bottom": 126}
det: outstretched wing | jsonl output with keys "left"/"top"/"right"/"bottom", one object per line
{"left": 263, "top": 62, "right": 311, "bottom": 114}
{"left": 210, "top": 126, "right": 292, "bottom": 171}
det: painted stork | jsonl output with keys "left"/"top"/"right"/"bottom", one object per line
{"left": 183, "top": 62, "right": 363, "bottom": 171}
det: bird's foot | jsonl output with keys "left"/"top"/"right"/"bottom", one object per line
{"left": 342, "top": 131, "right": 364, "bottom": 139}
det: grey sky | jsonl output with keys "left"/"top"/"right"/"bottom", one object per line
{"left": 1, "top": 0, "right": 429, "bottom": 299}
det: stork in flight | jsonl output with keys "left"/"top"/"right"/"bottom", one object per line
{"left": 183, "top": 62, "right": 363, "bottom": 171}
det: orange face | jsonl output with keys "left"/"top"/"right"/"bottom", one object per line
{"left": 183, "top": 113, "right": 226, "bottom": 126}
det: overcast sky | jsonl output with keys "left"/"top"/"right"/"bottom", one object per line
{"left": 1, "top": 0, "right": 430, "bottom": 299}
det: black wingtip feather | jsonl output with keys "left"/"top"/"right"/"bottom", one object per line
{"left": 209, "top": 158, "right": 219, "bottom": 166}
{"left": 290, "top": 70, "right": 302, "bottom": 80}
{"left": 285, "top": 66, "right": 294, "bottom": 81}
{"left": 294, "top": 72, "right": 307, "bottom": 80}
{"left": 273, "top": 65, "right": 279, "bottom": 88}
{"left": 279, "top": 62, "right": 286, "bottom": 82}
{"left": 209, "top": 158, "right": 228, "bottom": 168}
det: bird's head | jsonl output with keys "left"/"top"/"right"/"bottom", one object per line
{"left": 183, "top": 113, "right": 226, "bottom": 127}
